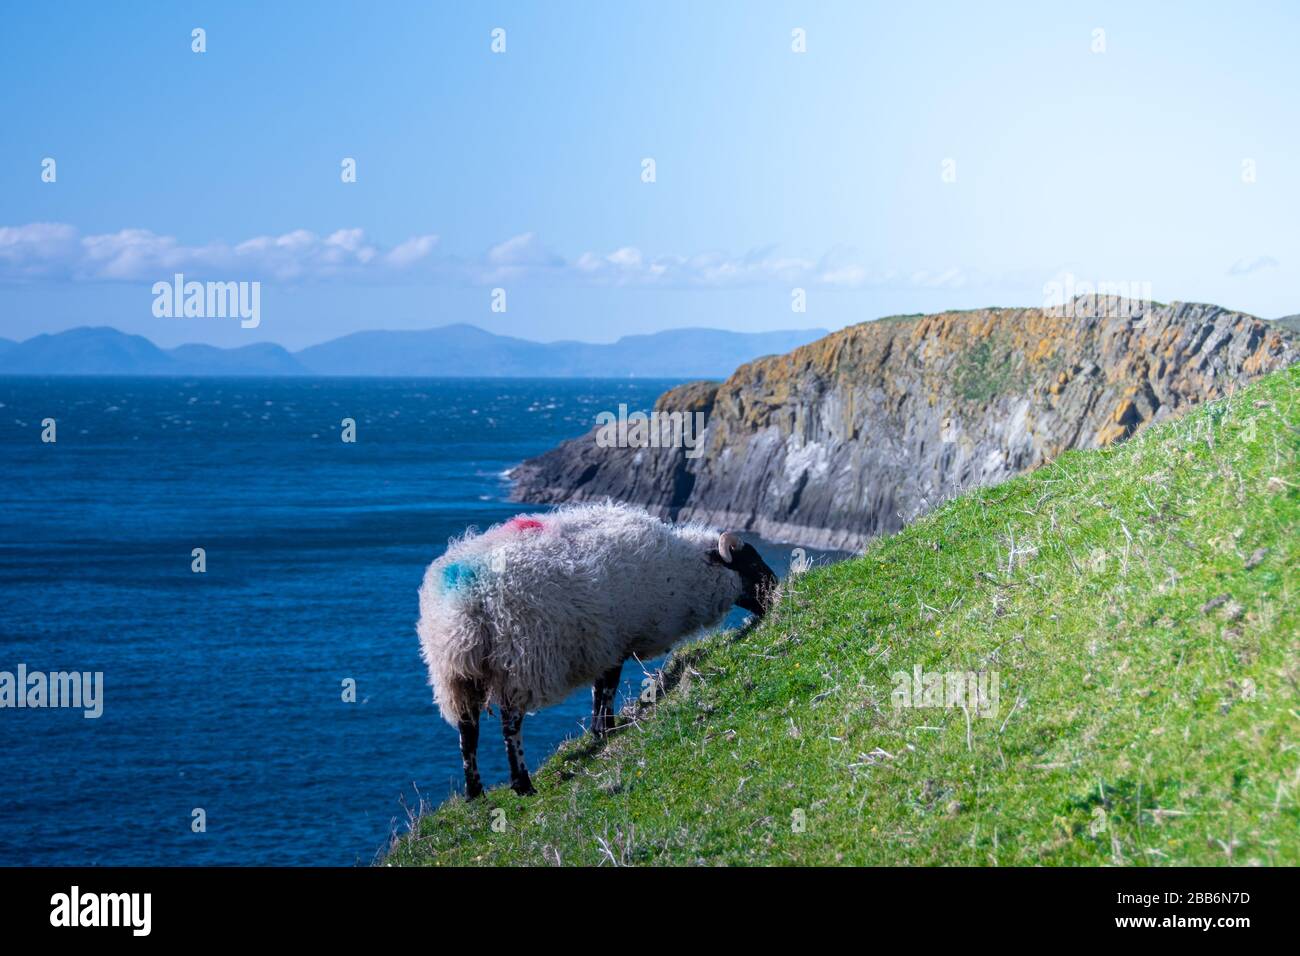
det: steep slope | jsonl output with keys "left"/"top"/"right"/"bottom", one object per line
{"left": 512, "top": 301, "right": 1296, "bottom": 549}
{"left": 390, "top": 363, "right": 1299, "bottom": 866}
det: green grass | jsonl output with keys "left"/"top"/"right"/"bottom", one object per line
{"left": 954, "top": 335, "right": 1028, "bottom": 403}
{"left": 388, "top": 366, "right": 1300, "bottom": 866}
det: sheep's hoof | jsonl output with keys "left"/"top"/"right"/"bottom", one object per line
{"left": 465, "top": 783, "right": 484, "bottom": 801}
{"left": 511, "top": 777, "right": 537, "bottom": 797}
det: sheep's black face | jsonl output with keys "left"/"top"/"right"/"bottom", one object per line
{"left": 709, "top": 534, "right": 778, "bottom": 618}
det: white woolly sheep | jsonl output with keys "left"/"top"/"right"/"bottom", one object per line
{"left": 417, "top": 500, "right": 777, "bottom": 797}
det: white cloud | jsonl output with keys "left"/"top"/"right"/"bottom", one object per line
{"left": 819, "top": 265, "right": 868, "bottom": 286}
{"left": 605, "top": 246, "right": 642, "bottom": 267}
{"left": 385, "top": 234, "right": 440, "bottom": 267}
{"left": 1228, "top": 255, "right": 1279, "bottom": 277}
{"left": 81, "top": 229, "right": 197, "bottom": 279}
{"left": 908, "top": 267, "right": 966, "bottom": 289}
{"left": 481, "top": 233, "right": 567, "bottom": 281}
{"left": 0, "top": 221, "right": 972, "bottom": 293}
{"left": 0, "top": 223, "right": 439, "bottom": 283}
{"left": 558, "top": 244, "right": 865, "bottom": 288}
{"left": 0, "top": 223, "right": 82, "bottom": 277}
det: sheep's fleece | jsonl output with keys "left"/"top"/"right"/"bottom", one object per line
{"left": 418, "top": 501, "right": 746, "bottom": 724}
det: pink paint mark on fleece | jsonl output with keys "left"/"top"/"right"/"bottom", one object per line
{"left": 505, "top": 516, "right": 545, "bottom": 533}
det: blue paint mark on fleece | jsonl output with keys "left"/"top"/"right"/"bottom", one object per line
{"left": 442, "top": 561, "right": 479, "bottom": 592}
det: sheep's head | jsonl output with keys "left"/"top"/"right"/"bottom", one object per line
{"left": 708, "top": 531, "right": 778, "bottom": 618}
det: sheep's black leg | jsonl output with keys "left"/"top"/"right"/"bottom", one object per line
{"left": 500, "top": 705, "right": 536, "bottom": 796}
{"left": 457, "top": 712, "right": 483, "bottom": 800}
{"left": 591, "top": 661, "right": 624, "bottom": 737}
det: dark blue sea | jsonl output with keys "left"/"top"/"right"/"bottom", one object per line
{"left": 0, "top": 377, "right": 835, "bottom": 866}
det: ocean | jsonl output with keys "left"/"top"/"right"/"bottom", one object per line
{"left": 0, "top": 377, "right": 836, "bottom": 865}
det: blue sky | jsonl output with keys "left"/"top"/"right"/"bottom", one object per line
{"left": 1, "top": 1, "right": 1296, "bottom": 348}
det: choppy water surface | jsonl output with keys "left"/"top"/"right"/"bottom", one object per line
{"left": 0, "top": 377, "right": 838, "bottom": 864}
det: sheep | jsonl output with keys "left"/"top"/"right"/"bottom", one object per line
{"left": 417, "top": 500, "right": 777, "bottom": 797}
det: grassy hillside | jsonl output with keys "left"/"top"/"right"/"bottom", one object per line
{"left": 388, "top": 365, "right": 1299, "bottom": 866}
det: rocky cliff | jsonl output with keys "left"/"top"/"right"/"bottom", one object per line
{"left": 509, "top": 300, "right": 1297, "bottom": 550}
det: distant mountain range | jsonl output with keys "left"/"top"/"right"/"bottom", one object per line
{"left": 0, "top": 324, "right": 829, "bottom": 378}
